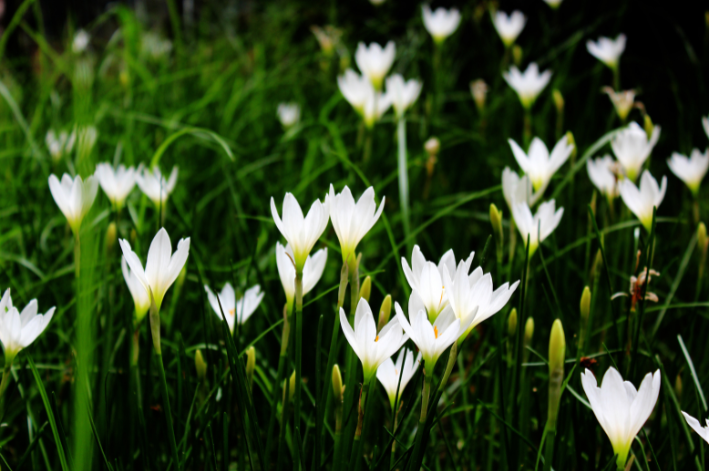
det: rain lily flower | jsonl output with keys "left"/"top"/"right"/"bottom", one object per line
{"left": 72, "top": 29, "right": 90, "bottom": 53}
{"left": 122, "top": 257, "right": 150, "bottom": 324}
{"left": 329, "top": 185, "right": 385, "bottom": 264}
{"left": 508, "top": 135, "right": 575, "bottom": 192}
{"left": 611, "top": 121, "right": 661, "bottom": 181}
{"left": 512, "top": 199, "right": 564, "bottom": 256}
{"left": 587, "top": 34, "right": 627, "bottom": 70}
{"left": 339, "top": 298, "right": 408, "bottom": 383}
{"left": 355, "top": 41, "right": 396, "bottom": 90}
{"left": 581, "top": 367, "right": 661, "bottom": 470}
{"left": 338, "top": 69, "right": 375, "bottom": 115}
{"left": 310, "top": 25, "right": 341, "bottom": 57}
{"left": 118, "top": 227, "right": 191, "bottom": 310}
{"left": 48, "top": 173, "right": 99, "bottom": 235}
{"left": 205, "top": 283, "right": 264, "bottom": 332}
{"left": 136, "top": 165, "right": 179, "bottom": 207}
{"left": 94, "top": 163, "right": 137, "bottom": 209}
{"left": 276, "top": 242, "right": 328, "bottom": 309}
{"left": 493, "top": 11, "right": 526, "bottom": 48}
{"left": 376, "top": 348, "right": 421, "bottom": 410}
{"left": 277, "top": 103, "right": 301, "bottom": 129}
{"left": 470, "top": 79, "right": 488, "bottom": 113}
{"left": 46, "top": 129, "right": 76, "bottom": 162}
{"left": 618, "top": 170, "right": 667, "bottom": 232}
{"left": 681, "top": 412, "right": 709, "bottom": 445}
{"left": 603, "top": 88, "right": 636, "bottom": 122}
{"left": 587, "top": 155, "right": 620, "bottom": 200}
{"left": 422, "top": 5, "right": 461, "bottom": 44}
{"left": 270, "top": 192, "right": 330, "bottom": 270}
{"left": 401, "top": 245, "right": 473, "bottom": 321}
{"left": 363, "top": 90, "right": 392, "bottom": 128}
{"left": 667, "top": 149, "right": 709, "bottom": 196}
{"left": 503, "top": 63, "right": 552, "bottom": 109}
{"left": 612, "top": 266, "right": 660, "bottom": 312}
{"left": 0, "top": 289, "right": 55, "bottom": 363}
{"left": 385, "top": 74, "right": 422, "bottom": 118}
{"left": 502, "top": 167, "right": 543, "bottom": 212}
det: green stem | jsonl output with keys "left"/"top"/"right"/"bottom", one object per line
{"left": 74, "top": 233, "right": 81, "bottom": 279}
{"left": 410, "top": 375, "right": 433, "bottom": 470}
{"left": 350, "top": 381, "right": 371, "bottom": 471}
{"left": 266, "top": 308, "right": 290, "bottom": 464}
{"left": 0, "top": 362, "right": 13, "bottom": 422}
{"left": 333, "top": 399, "right": 344, "bottom": 471}
{"left": 523, "top": 109, "right": 532, "bottom": 148}
{"left": 397, "top": 116, "right": 411, "bottom": 254}
{"left": 294, "top": 269, "right": 304, "bottom": 469}
{"left": 543, "top": 426, "right": 556, "bottom": 471}
{"left": 343, "top": 259, "right": 361, "bottom": 462}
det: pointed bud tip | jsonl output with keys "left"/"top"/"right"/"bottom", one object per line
{"left": 195, "top": 349, "right": 207, "bottom": 381}
{"left": 359, "top": 276, "right": 372, "bottom": 303}
{"left": 507, "top": 308, "right": 518, "bottom": 337}
{"left": 580, "top": 286, "right": 591, "bottom": 322}
{"left": 377, "top": 295, "right": 392, "bottom": 332}
{"left": 549, "top": 319, "right": 566, "bottom": 374}
{"left": 332, "top": 364, "right": 344, "bottom": 402}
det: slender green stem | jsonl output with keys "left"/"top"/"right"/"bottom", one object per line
{"left": 266, "top": 307, "right": 290, "bottom": 463}
{"left": 294, "top": 269, "right": 304, "bottom": 469}
{"left": 543, "top": 426, "right": 556, "bottom": 471}
{"left": 397, "top": 116, "right": 411, "bottom": 253}
{"left": 333, "top": 398, "right": 344, "bottom": 471}
{"left": 350, "top": 380, "right": 371, "bottom": 471}
{"left": 342, "top": 259, "right": 360, "bottom": 462}
{"left": 74, "top": 233, "right": 81, "bottom": 279}
{"left": 409, "top": 375, "right": 433, "bottom": 470}
{"left": 0, "top": 361, "right": 13, "bottom": 422}
{"left": 523, "top": 109, "right": 532, "bottom": 147}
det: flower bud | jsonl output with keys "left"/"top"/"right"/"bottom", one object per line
{"left": 644, "top": 114, "right": 654, "bottom": 140}
{"left": 699, "top": 222, "right": 708, "bottom": 253}
{"left": 470, "top": 79, "right": 488, "bottom": 113}
{"left": 337, "top": 262, "right": 350, "bottom": 309}
{"left": 195, "top": 349, "right": 207, "bottom": 382}
{"left": 490, "top": 203, "right": 504, "bottom": 263}
{"left": 105, "top": 222, "right": 117, "bottom": 255}
{"left": 377, "top": 295, "right": 392, "bottom": 332}
{"left": 566, "top": 131, "right": 577, "bottom": 159}
{"left": 245, "top": 346, "right": 256, "bottom": 391}
{"left": 332, "top": 364, "right": 344, "bottom": 403}
{"left": 580, "top": 287, "right": 591, "bottom": 324}
{"left": 284, "top": 371, "right": 297, "bottom": 403}
{"left": 359, "top": 276, "right": 372, "bottom": 303}
{"left": 424, "top": 137, "right": 440, "bottom": 156}
{"left": 552, "top": 90, "right": 564, "bottom": 114}
{"left": 547, "top": 319, "right": 566, "bottom": 430}
{"left": 523, "top": 317, "right": 534, "bottom": 363}
{"left": 507, "top": 308, "right": 517, "bottom": 338}
{"left": 512, "top": 45, "right": 523, "bottom": 66}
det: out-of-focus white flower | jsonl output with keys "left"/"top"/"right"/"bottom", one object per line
{"left": 136, "top": 165, "right": 178, "bottom": 207}
{"left": 141, "top": 32, "right": 173, "bottom": 60}
{"left": 205, "top": 283, "right": 264, "bottom": 332}
{"left": 603, "top": 88, "right": 635, "bottom": 122}
{"left": 46, "top": 129, "right": 76, "bottom": 162}
{"left": 611, "top": 122, "right": 661, "bottom": 181}
{"left": 369, "top": 0, "right": 385, "bottom": 5}
{"left": 502, "top": 167, "right": 543, "bottom": 212}
{"left": 542, "top": 0, "right": 563, "bottom": 9}
{"left": 310, "top": 25, "right": 342, "bottom": 57}
{"left": 271, "top": 192, "right": 330, "bottom": 270}
{"left": 376, "top": 348, "right": 421, "bottom": 410}
{"left": 328, "top": 185, "right": 385, "bottom": 263}
{"left": 0, "top": 289, "right": 55, "bottom": 362}
{"left": 385, "top": 74, "right": 422, "bottom": 118}
{"left": 422, "top": 5, "right": 461, "bottom": 44}
{"left": 618, "top": 170, "right": 667, "bottom": 232}
{"left": 587, "top": 34, "right": 626, "bottom": 70}
{"left": 493, "top": 11, "right": 526, "bottom": 47}
{"left": 277, "top": 103, "right": 301, "bottom": 129}
{"left": 338, "top": 69, "right": 375, "bottom": 115}
{"left": 508, "top": 135, "right": 575, "bottom": 192}
{"left": 94, "top": 163, "right": 137, "bottom": 209}
{"left": 587, "top": 155, "right": 620, "bottom": 199}
{"left": 470, "top": 79, "right": 488, "bottom": 112}
{"left": 276, "top": 242, "right": 328, "bottom": 309}
{"left": 703, "top": 116, "right": 709, "bottom": 141}
{"left": 76, "top": 126, "right": 98, "bottom": 158}
{"left": 581, "top": 367, "right": 661, "bottom": 470}
{"left": 682, "top": 412, "right": 709, "bottom": 445}
{"left": 363, "top": 91, "right": 392, "bottom": 128}
{"left": 512, "top": 199, "right": 564, "bottom": 256}
{"left": 503, "top": 63, "right": 552, "bottom": 109}
{"left": 48, "top": 174, "right": 99, "bottom": 235}
{"left": 355, "top": 41, "right": 396, "bottom": 90}
{"left": 122, "top": 257, "right": 150, "bottom": 324}
{"left": 72, "top": 29, "right": 90, "bottom": 53}
{"left": 667, "top": 149, "right": 709, "bottom": 196}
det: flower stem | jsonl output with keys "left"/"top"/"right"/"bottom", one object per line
{"left": 266, "top": 306, "right": 291, "bottom": 464}
{"left": 543, "top": 426, "right": 556, "bottom": 471}
{"left": 523, "top": 109, "right": 532, "bottom": 147}
{"left": 350, "top": 380, "right": 371, "bottom": 471}
{"left": 294, "top": 268, "right": 304, "bottom": 469}
{"left": 74, "top": 233, "right": 81, "bottom": 279}
{"left": 409, "top": 374, "right": 433, "bottom": 469}
{"left": 0, "top": 361, "right": 13, "bottom": 422}
{"left": 397, "top": 116, "right": 411, "bottom": 253}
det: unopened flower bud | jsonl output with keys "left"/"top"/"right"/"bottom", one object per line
{"left": 105, "top": 222, "right": 117, "bottom": 255}
{"left": 377, "top": 295, "right": 392, "bottom": 332}
{"left": 566, "top": 131, "right": 576, "bottom": 159}
{"left": 332, "top": 364, "right": 344, "bottom": 403}
{"left": 524, "top": 317, "right": 534, "bottom": 346}
{"left": 580, "top": 287, "right": 591, "bottom": 323}
{"left": 470, "top": 79, "right": 488, "bottom": 113}
{"left": 490, "top": 203, "right": 504, "bottom": 263}
{"left": 512, "top": 45, "right": 523, "bottom": 66}
{"left": 644, "top": 114, "right": 654, "bottom": 140}
{"left": 507, "top": 308, "right": 517, "bottom": 338}
{"left": 552, "top": 90, "right": 564, "bottom": 114}
{"left": 359, "top": 276, "right": 372, "bottom": 303}
{"left": 195, "top": 349, "right": 207, "bottom": 382}
{"left": 698, "top": 223, "right": 707, "bottom": 253}
{"left": 547, "top": 319, "right": 566, "bottom": 430}
{"left": 284, "top": 371, "right": 297, "bottom": 403}
{"left": 424, "top": 137, "right": 440, "bottom": 156}
{"left": 245, "top": 346, "right": 256, "bottom": 391}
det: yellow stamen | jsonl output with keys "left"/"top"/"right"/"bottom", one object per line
{"left": 434, "top": 326, "right": 439, "bottom": 339}
{"left": 375, "top": 335, "right": 379, "bottom": 342}
{"left": 228, "top": 308, "right": 235, "bottom": 317}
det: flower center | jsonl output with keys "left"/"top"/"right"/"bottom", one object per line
{"left": 434, "top": 326, "right": 439, "bottom": 339}
{"left": 228, "top": 308, "right": 235, "bottom": 317}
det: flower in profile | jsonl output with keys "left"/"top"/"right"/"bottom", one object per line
{"left": 587, "top": 34, "right": 627, "bottom": 70}
{"left": 277, "top": 103, "right": 301, "bottom": 129}
{"left": 611, "top": 121, "right": 661, "bottom": 181}
{"left": 205, "top": 283, "right": 264, "bottom": 332}
{"left": 122, "top": 257, "right": 150, "bottom": 325}
{"left": 618, "top": 170, "right": 667, "bottom": 232}
{"left": 72, "top": 29, "right": 90, "bottom": 53}
{"left": 502, "top": 167, "right": 543, "bottom": 212}
{"left": 276, "top": 242, "right": 328, "bottom": 310}
{"left": 603, "top": 88, "right": 635, "bottom": 122}
{"left": 363, "top": 90, "right": 392, "bottom": 128}
{"left": 587, "top": 155, "right": 620, "bottom": 200}
{"left": 667, "top": 149, "right": 709, "bottom": 196}
{"left": 340, "top": 298, "right": 408, "bottom": 383}
{"left": 470, "top": 79, "right": 488, "bottom": 113}
{"left": 508, "top": 135, "right": 575, "bottom": 192}
{"left": 512, "top": 199, "right": 564, "bottom": 256}
{"left": 581, "top": 367, "right": 661, "bottom": 470}
{"left": 493, "top": 11, "right": 526, "bottom": 48}
{"left": 503, "top": 63, "right": 552, "bottom": 109}
{"left": 271, "top": 192, "right": 329, "bottom": 270}
{"left": 612, "top": 265, "right": 660, "bottom": 311}
{"left": 118, "top": 227, "right": 191, "bottom": 309}
{"left": 385, "top": 74, "right": 422, "bottom": 118}
{"left": 338, "top": 69, "right": 375, "bottom": 115}
{"left": 422, "top": 5, "right": 461, "bottom": 44}
{"left": 48, "top": 173, "right": 99, "bottom": 235}
{"left": 46, "top": 129, "right": 76, "bottom": 162}
{"left": 136, "top": 165, "right": 179, "bottom": 207}
{"left": 376, "top": 348, "right": 421, "bottom": 410}
{"left": 682, "top": 412, "right": 709, "bottom": 444}
{"left": 0, "top": 289, "right": 55, "bottom": 363}
{"left": 95, "top": 163, "right": 137, "bottom": 210}
{"left": 329, "top": 185, "right": 385, "bottom": 264}
{"left": 355, "top": 41, "right": 396, "bottom": 90}
{"left": 310, "top": 25, "right": 342, "bottom": 57}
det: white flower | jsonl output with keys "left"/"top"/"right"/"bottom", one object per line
{"left": 603, "top": 88, "right": 635, "bottom": 122}
{"left": 0, "top": 289, "right": 54, "bottom": 362}
{"left": 340, "top": 298, "right": 408, "bottom": 383}
{"left": 493, "top": 11, "right": 526, "bottom": 47}
{"left": 508, "top": 135, "right": 574, "bottom": 192}
{"left": 682, "top": 412, "right": 709, "bottom": 445}
{"left": 118, "top": 228, "right": 191, "bottom": 309}
{"left": 277, "top": 103, "right": 301, "bottom": 128}
{"left": 618, "top": 170, "right": 667, "bottom": 232}
{"left": 310, "top": 25, "right": 341, "bottom": 56}
{"left": 271, "top": 192, "right": 329, "bottom": 270}
{"left": 385, "top": 74, "right": 422, "bottom": 118}
{"left": 502, "top": 167, "right": 543, "bottom": 212}
{"left": 470, "top": 79, "right": 488, "bottom": 112}
{"left": 363, "top": 90, "right": 392, "bottom": 128}
{"left": 581, "top": 367, "right": 660, "bottom": 470}
{"left": 135, "top": 165, "right": 179, "bottom": 207}
{"left": 512, "top": 199, "right": 564, "bottom": 256}
{"left": 542, "top": 0, "right": 563, "bottom": 9}
{"left": 667, "top": 149, "right": 709, "bottom": 196}
{"left": 587, "top": 155, "right": 620, "bottom": 199}
{"left": 422, "top": 5, "right": 461, "bottom": 44}
{"left": 328, "top": 185, "right": 385, "bottom": 263}
{"left": 503, "top": 63, "right": 552, "bottom": 109}
{"left": 276, "top": 242, "right": 328, "bottom": 308}
{"left": 95, "top": 163, "right": 137, "bottom": 209}
{"left": 48, "top": 173, "right": 99, "bottom": 235}
{"left": 122, "top": 257, "right": 150, "bottom": 323}
{"left": 703, "top": 116, "right": 709, "bottom": 141}
{"left": 76, "top": 126, "right": 98, "bottom": 158}
{"left": 46, "top": 129, "right": 76, "bottom": 162}
{"left": 141, "top": 32, "right": 173, "bottom": 60}
{"left": 72, "top": 29, "right": 90, "bottom": 53}
{"left": 338, "top": 69, "right": 375, "bottom": 115}
{"left": 611, "top": 121, "right": 661, "bottom": 181}
{"left": 401, "top": 245, "right": 473, "bottom": 321}
{"left": 587, "top": 34, "right": 626, "bottom": 69}
{"left": 205, "top": 283, "right": 264, "bottom": 332}
{"left": 355, "top": 41, "right": 396, "bottom": 89}
{"left": 376, "top": 348, "right": 421, "bottom": 410}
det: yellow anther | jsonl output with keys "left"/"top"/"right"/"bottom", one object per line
{"left": 434, "top": 326, "right": 439, "bottom": 339}
{"left": 375, "top": 335, "right": 379, "bottom": 342}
